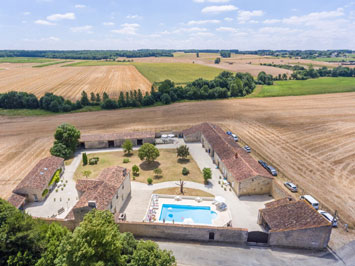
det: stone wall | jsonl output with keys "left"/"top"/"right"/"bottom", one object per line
{"left": 84, "top": 141, "right": 109, "bottom": 149}
{"left": 117, "top": 221, "right": 248, "bottom": 244}
{"left": 269, "top": 225, "right": 332, "bottom": 249}
{"left": 183, "top": 132, "right": 201, "bottom": 143}
{"left": 110, "top": 175, "right": 131, "bottom": 213}
{"left": 237, "top": 176, "right": 273, "bottom": 196}
{"left": 40, "top": 217, "right": 78, "bottom": 231}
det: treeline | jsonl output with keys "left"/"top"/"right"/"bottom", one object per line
{"left": 0, "top": 71, "right": 259, "bottom": 113}
{"left": 0, "top": 50, "right": 174, "bottom": 60}
{"left": 0, "top": 199, "right": 175, "bottom": 265}
{"left": 240, "top": 49, "right": 354, "bottom": 59}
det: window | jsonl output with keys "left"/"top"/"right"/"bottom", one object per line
{"left": 209, "top": 232, "right": 215, "bottom": 240}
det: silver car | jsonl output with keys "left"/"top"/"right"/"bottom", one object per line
{"left": 284, "top": 182, "right": 297, "bottom": 192}
{"left": 318, "top": 210, "right": 337, "bottom": 227}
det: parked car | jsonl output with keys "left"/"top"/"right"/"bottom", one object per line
{"left": 284, "top": 182, "right": 297, "bottom": 192}
{"left": 244, "top": 145, "right": 251, "bottom": 153}
{"left": 266, "top": 165, "right": 277, "bottom": 176}
{"left": 300, "top": 195, "right": 319, "bottom": 210}
{"left": 258, "top": 160, "right": 267, "bottom": 168}
{"left": 318, "top": 210, "right": 337, "bottom": 227}
{"left": 226, "top": 131, "right": 232, "bottom": 135}
{"left": 231, "top": 134, "right": 239, "bottom": 142}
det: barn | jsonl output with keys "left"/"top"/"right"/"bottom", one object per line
{"left": 183, "top": 123, "right": 273, "bottom": 196}
{"left": 258, "top": 198, "right": 332, "bottom": 249}
{"left": 80, "top": 131, "right": 155, "bottom": 149}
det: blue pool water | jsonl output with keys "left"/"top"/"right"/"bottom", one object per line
{"left": 159, "top": 204, "right": 217, "bottom": 225}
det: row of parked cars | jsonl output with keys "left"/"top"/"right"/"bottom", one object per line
{"left": 258, "top": 160, "right": 277, "bottom": 176}
{"left": 226, "top": 130, "right": 337, "bottom": 228}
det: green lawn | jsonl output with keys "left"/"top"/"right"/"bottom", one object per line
{"left": 0, "top": 57, "right": 54, "bottom": 63}
{"left": 132, "top": 62, "right": 224, "bottom": 84}
{"left": 33, "top": 61, "right": 72, "bottom": 68}
{"left": 254, "top": 77, "right": 355, "bottom": 97}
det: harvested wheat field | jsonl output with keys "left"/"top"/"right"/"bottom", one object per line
{"left": 0, "top": 64, "right": 151, "bottom": 100}
{"left": 1, "top": 92, "right": 355, "bottom": 226}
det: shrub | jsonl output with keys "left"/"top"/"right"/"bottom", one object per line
{"left": 123, "top": 158, "right": 130, "bottom": 163}
{"left": 203, "top": 168, "right": 212, "bottom": 183}
{"left": 182, "top": 167, "right": 189, "bottom": 176}
{"left": 218, "top": 180, "right": 221, "bottom": 184}
{"left": 61, "top": 187, "right": 64, "bottom": 191}
{"left": 89, "top": 157, "right": 99, "bottom": 165}
{"left": 154, "top": 168, "right": 162, "bottom": 177}
{"left": 177, "top": 145, "right": 189, "bottom": 159}
{"left": 123, "top": 140, "right": 133, "bottom": 154}
{"left": 147, "top": 177, "right": 153, "bottom": 185}
{"left": 224, "top": 188, "right": 227, "bottom": 191}
{"left": 82, "top": 152, "right": 88, "bottom": 166}
{"left": 132, "top": 165, "right": 139, "bottom": 176}
{"left": 42, "top": 189, "right": 49, "bottom": 197}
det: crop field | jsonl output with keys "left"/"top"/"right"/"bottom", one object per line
{"left": 132, "top": 62, "right": 224, "bottom": 84}
{"left": 0, "top": 64, "right": 151, "bottom": 100}
{"left": 0, "top": 57, "right": 54, "bottom": 63}
{"left": 1, "top": 92, "right": 355, "bottom": 227}
{"left": 254, "top": 77, "right": 355, "bottom": 97}
{"left": 33, "top": 61, "right": 72, "bottom": 68}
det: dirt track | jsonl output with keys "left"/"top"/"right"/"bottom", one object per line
{"left": 0, "top": 64, "right": 151, "bottom": 100}
{"left": 1, "top": 92, "right": 355, "bottom": 225}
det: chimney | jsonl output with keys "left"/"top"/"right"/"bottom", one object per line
{"left": 88, "top": 201, "right": 96, "bottom": 208}
{"left": 235, "top": 152, "right": 239, "bottom": 159}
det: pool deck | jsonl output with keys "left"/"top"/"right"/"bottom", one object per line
{"left": 144, "top": 195, "right": 232, "bottom": 227}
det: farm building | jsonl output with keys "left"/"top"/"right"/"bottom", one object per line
{"left": 10, "top": 156, "right": 64, "bottom": 204}
{"left": 183, "top": 123, "right": 273, "bottom": 196}
{"left": 258, "top": 198, "right": 332, "bottom": 249}
{"left": 69, "top": 166, "right": 131, "bottom": 222}
{"left": 80, "top": 131, "right": 155, "bottom": 149}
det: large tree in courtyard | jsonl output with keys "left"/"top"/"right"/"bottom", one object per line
{"left": 50, "top": 123, "right": 80, "bottom": 159}
{"left": 176, "top": 145, "right": 189, "bottom": 159}
{"left": 138, "top": 143, "right": 160, "bottom": 163}
{"left": 122, "top": 139, "right": 133, "bottom": 154}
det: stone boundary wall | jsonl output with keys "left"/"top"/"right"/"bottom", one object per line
{"left": 271, "top": 180, "right": 292, "bottom": 200}
{"left": 117, "top": 221, "right": 248, "bottom": 244}
{"left": 40, "top": 217, "right": 78, "bottom": 231}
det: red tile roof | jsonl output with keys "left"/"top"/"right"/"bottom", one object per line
{"left": 260, "top": 199, "right": 331, "bottom": 232}
{"left": 80, "top": 131, "right": 155, "bottom": 142}
{"left": 183, "top": 123, "right": 272, "bottom": 182}
{"left": 265, "top": 197, "right": 295, "bottom": 209}
{"left": 74, "top": 166, "right": 128, "bottom": 211}
{"left": 8, "top": 193, "right": 26, "bottom": 208}
{"left": 13, "top": 156, "right": 64, "bottom": 193}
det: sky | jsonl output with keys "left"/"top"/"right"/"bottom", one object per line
{"left": 0, "top": 0, "right": 354, "bottom": 50}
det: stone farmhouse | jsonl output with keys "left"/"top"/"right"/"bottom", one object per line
{"left": 80, "top": 131, "right": 155, "bottom": 149}
{"left": 183, "top": 123, "right": 273, "bottom": 196}
{"left": 67, "top": 166, "right": 131, "bottom": 222}
{"left": 9, "top": 156, "right": 64, "bottom": 206}
{"left": 258, "top": 198, "right": 332, "bottom": 249}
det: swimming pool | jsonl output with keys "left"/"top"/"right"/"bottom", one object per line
{"left": 159, "top": 204, "right": 217, "bottom": 225}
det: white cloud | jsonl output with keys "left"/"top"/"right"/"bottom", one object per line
{"left": 263, "top": 19, "right": 281, "bottom": 24}
{"left": 103, "top": 22, "right": 115, "bottom": 26}
{"left": 47, "top": 36, "right": 60, "bottom": 41}
{"left": 23, "top": 12, "right": 31, "bottom": 16}
{"left": 216, "top": 26, "right": 237, "bottom": 33}
{"left": 194, "top": 0, "right": 230, "bottom": 2}
{"left": 224, "top": 17, "right": 233, "bottom": 22}
{"left": 187, "top": 19, "right": 220, "bottom": 25}
{"left": 34, "top": 19, "right": 56, "bottom": 26}
{"left": 75, "top": 4, "right": 86, "bottom": 8}
{"left": 126, "top": 14, "right": 142, "bottom": 19}
{"left": 195, "top": 32, "right": 215, "bottom": 37}
{"left": 70, "top": 25, "right": 93, "bottom": 33}
{"left": 112, "top": 23, "right": 140, "bottom": 35}
{"left": 47, "top": 12, "right": 76, "bottom": 21}
{"left": 201, "top": 5, "right": 238, "bottom": 13}
{"left": 237, "top": 10, "right": 264, "bottom": 24}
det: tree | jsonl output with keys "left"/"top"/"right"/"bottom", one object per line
{"left": 80, "top": 91, "right": 90, "bottom": 106}
{"left": 177, "top": 145, "right": 189, "bottom": 159}
{"left": 132, "top": 165, "right": 140, "bottom": 176}
{"left": 138, "top": 143, "right": 160, "bottom": 163}
{"left": 103, "top": 92, "right": 109, "bottom": 101}
{"left": 82, "top": 153, "right": 88, "bottom": 166}
{"left": 153, "top": 168, "right": 162, "bottom": 178}
{"left": 178, "top": 179, "right": 185, "bottom": 194}
{"left": 122, "top": 140, "right": 133, "bottom": 154}
{"left": 95, "top": 93, "right": 101, "bottom": 104}
{"left": 101, "top": 98, "right": 118, "bottom": 109}
{"left": 203, "top": 168, "right": 212, "bottom": 183}
{"left": 118, "top": 91, "right": 125, "bottom": 108}
{"left": 50, "top": 124, "right": 81, "bottom": 159}
{"left": 90, "top": 92, "right": 96, "bottom": 104}
{"left": 158, "top": 80, "right": 175, "bottom": 94}
{"left": 214, "top": 57, "right": 221, "bottom": 64}
{"left": 160, "top": 93, "right": 171, "bottom": 105}
{"left": 82, "top": 170, "right": 91, "bottom": 178}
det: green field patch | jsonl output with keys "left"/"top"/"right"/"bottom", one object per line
{"left": 0, "top": 57, "right": 54, "bottom": 63}
{"left": 33, "top": 61, "right": 72, "bottom": 68}
{"left": 255, "top": 77, "right": 355, "bottom": 97}
{"left": 313, "top": 57, "right": 354, "bottom": 62}
{"left": 0, "top": 108, "right": 54, "bottom": 116}
{"left": 132, "top": 62, "right": 225, "bottom": 84}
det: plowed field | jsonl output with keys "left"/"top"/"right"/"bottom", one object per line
{"left": 0, "top": 64, "right": 151, "bottom": 100}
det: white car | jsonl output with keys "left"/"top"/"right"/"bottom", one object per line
{"left": 231, "top": 134, "right": 239, "bottom": 142}
{"left": 318, "top": 210, "right": 337, "bottom": 227}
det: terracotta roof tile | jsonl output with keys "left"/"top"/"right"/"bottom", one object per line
{"left": 73, "top": 166, "right": 128, "bottom": 210}
{"left": 183, "top": 123, "right": 272, "bottom": 182}
{"left": 265, "top": 197, "right": 295, "bottom": 209}
{"left": 80, "top": 131, "right": 155, "bottom": 142}
{"left": 8, "top": 193, "right": 26, "bottom": 208}
{"left": 13, "top": 156, "right": 64, "bottom": 193}
{"left": 261, "top": 200, "right": 331, "bottom": 231}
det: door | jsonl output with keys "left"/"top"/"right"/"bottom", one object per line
{"left": 247, "top": 231, "right": 269, "bottom": 244}
{"left": 33, "top": 194, "right": 38, "bottom": 202}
